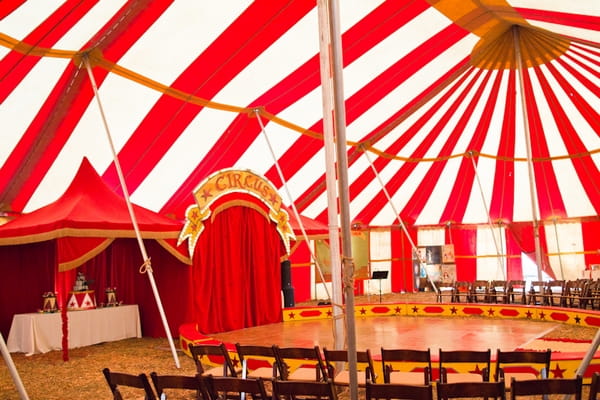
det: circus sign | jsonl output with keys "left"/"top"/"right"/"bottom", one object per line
{"left": 178, "top": 169, "right": 295, "bottom": 256}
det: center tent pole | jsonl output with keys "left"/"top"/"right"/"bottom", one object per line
{"left": 317, "top": 1, "right": 359, "bottom": 399}
{"left": 316, "top": 0, "right": 345, "bottom": 352}
{"left": 513, "top": 26, "right": 544, "bottom": 281}
{"left": 82, "top": 55, "right": 180, "bottom": 368}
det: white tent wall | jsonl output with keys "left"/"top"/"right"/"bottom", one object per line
{"left": 417, "top": 227, "right": 445, "bottom": 246}
{"left": 477, "top": 226, "right": 507, "bottom": 281}
{"left": 545, "top": 221, "right": 587, "bottom": 281}
{"left": 363, "top": 229, "right": 392, "bottom": 296}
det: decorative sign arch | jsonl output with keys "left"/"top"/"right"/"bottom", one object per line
{"left": 178, "top": 169, "right": 295, "bottom": 256}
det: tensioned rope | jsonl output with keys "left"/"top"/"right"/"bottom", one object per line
{"left": 1, "top": 33, "right": 599, "bottom": 165}
{"left": 81, "top": 54, "right": 181, "bottom": 369}
{"left": 469, "top": 152, "right": 506, "bottom": 280}
{"left": 254, "top": 110, "right": 334, "bottom": 305}
{"left": 360, "top": 145, "right": 437, "bottom": 293}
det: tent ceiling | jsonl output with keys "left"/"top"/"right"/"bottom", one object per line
{"left": 1, "top": 0, "right": 599, "bottom": 228}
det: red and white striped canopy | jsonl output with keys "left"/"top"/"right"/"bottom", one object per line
{"left": 1, "top": 1, "right": 599, "bottom": 228}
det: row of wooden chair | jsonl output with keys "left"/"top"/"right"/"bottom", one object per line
{"left": 187, "top": 342, "right": 552, "bottom": 388}
{"left": 103, "top": 368, "right": 593, "bottom": 400}
{"left": 436, "top": 279, "right": 600, "bottom": 309}
{"left": 528, "top": 279, "right": 600, "bottom": 309}
{"left": 436, "top": 280, "right": 527, "bottom": 304}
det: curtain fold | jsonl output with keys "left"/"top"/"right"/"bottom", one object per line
{"left": 191, "top": 206, "right": 282, "bottom": 334}
{"left": 505, "top": 222, "right": 553, "bottom": 279}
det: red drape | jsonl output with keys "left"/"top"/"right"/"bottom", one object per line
{"left": 505, "top": 228, "right": 523, "bottom": 280}
{"left": 191, "top": 206, "right": 283, "bottom": 334}
{"left": 391, "top": 226, "right": 417, "bottom": 292}
{"left": 289, "top": 242, "right": 311, "bottom": 303}
{"left": 446, "top": 226, "right": 477, "bottom": 281}
{"left": 0, "top": 238, "right": 191, "bottom": 340}
{"left": 505, "top": 222, "right": 553, "bottom": 279}
{"left": 0, "top": 241, "right": 56, "bottom": 338}
{"left": 65, "top": 239, "right": 193, "bottom": 337}
{"left": 582, "top": 220, "right": 600, "bottom": 269}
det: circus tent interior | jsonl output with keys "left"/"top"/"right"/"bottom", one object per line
{"left": 1, "top": 0, "right": 600, "bottom": 322}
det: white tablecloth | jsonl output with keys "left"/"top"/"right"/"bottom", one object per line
{"left": 7, "top": 304, "right": 142, "bottom": 355}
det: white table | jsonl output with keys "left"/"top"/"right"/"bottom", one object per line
{"left": 7, "top": 304, "right": 141, "bottom": 355}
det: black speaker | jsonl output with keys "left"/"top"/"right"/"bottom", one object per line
{"left": 282, "top": 287, "right": 295, "bottom": 307}
{"left": 281, "top": 259, "right": 292, "bottom": 288}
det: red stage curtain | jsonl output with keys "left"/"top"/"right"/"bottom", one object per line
{"left": 191, "top": 206, "right": 283, "bottom": 334}
{"left": 446, "top": 226, "right": 477, "bottom": 281}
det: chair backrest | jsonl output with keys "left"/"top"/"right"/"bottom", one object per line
{"left": 102, "top": 368, "right": 157, "bottom": 400}
{"left": 545, "top": 280, "right": 566, "bottom": 306}
{"left": 470, "top": 281, "right": 490, "bottom": 302}
{"left": 274, "top": 345, "right": 327, "bottom": 381}
{"left": 322, "top": 347, "right": 376, "bottom": 383}
{"left": 589, "top": 372, "right": 600, "bottom": 400}
{"left": 203, "top": 376, "right": 269, "bottom": 400}
{"left": 494, "top": 349, "right": 551, "bottom": 382}
{"left": 149, "top": 372, "right": 206, "bottom": 400}
{"left": 380, "top": 348, "right": 432, "bottom": 384}
{"left": 436, "top": 282, "right": 456, "bottom": 303}
{"left": 453, "top": 281, "right": 471, "bottom": 302}
{"left": 235, "top": 343, "right": 279, "bottom": 378}
{"left": 437, "top": 381, "right": 506, "bottom": 400}
{"left": 271, "top": 378, "right": 338, "bottom": 400}
{"left": 438, "top": 349, "right": 491, "bottom": 383}
{"left": 507, "top": 280, "right": 526, "bottom": 304}
{"left": 489, "top": 281, "right": 508, "bottom": 303}
{"left": 190, "top": 342, "right": 238, "bottom": 377}
{"left": 365, "top": 381, "right": 433, "bottom": 400}
{"left": 510, "top": 376, "right": 582, "bottom": 400}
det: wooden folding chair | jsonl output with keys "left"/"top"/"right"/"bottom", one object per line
{"left": 510, "top": 376, "right": 582, "bottom": 400}
{"left": 203, "top": 375, "right": 270, "bottom": 400}
{"left": 544, "top": 280, "right": 566, "bottom": 306}
{"left": 438, "top": 349, "right": 491, "bottom": 383}
{"left": 437, "top": 381, "right": 506, "bottom": 400}
{"left": 149, "top": 372, "right": 206, "bottom": 400}
{"left": 506, "top": 280, "right": 526, "bottom": 304}
{"left": 365, "top": 380, "right": 433, "bottom": 400}
{"left": 528, "top": 281, "right": 546, "bottom": 305}
{"left": 271, "top": 378, "right": 338, "bottom": 400}
{"left": 235, "top": 343, "right": 280, "bottom": 379}
{"left": 189, "top": 342, "right": 239, "bottom": 377}
{"left": 436, "top": 282, "right": 456, "bottom": 303}
{"left": 589, "top": 372, "right": 600, "bottom": 400}
{"left": 470, "top": 281, "right": 491, "bottom": 303}
{"left": 489, "top": 280, "right": 509, "bottom": 304}
{"left": 102, "top": 367, "right": 157, "bottom": 400}
{"left": 380, "top": 348, "right": 432, "bottom": 385}
{"left": 453, "top": 281, "right": 472, "bottom": 303}
{"left": 274, "top": 345, "right": 328, "bottom": 381}
{"left": 494, "top": 349, "right": 551, "bottom": 390}
{"left": 323, "top": 347, "right": 376, "bottom": 386}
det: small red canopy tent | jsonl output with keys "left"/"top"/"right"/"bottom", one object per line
{"left": 0, "top": 158, "right": 191, "bottom": 339}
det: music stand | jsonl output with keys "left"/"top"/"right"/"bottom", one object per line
{"left": 371, "top": 271, "right": 388, "bottom": 303}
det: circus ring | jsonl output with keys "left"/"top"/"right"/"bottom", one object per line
{"left": 179, "top": 301, "right": 600, "bottom": 383}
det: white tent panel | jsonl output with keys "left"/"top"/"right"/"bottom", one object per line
{"left": 545, "top": 221, "right": 586, "bottom": 281}
{"left": 477, "top": 226, "right": 506, "bottom": 280}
